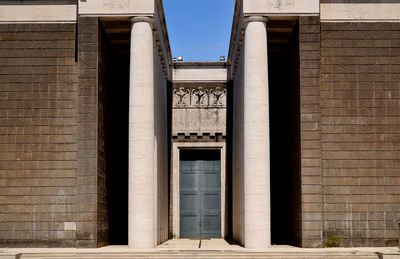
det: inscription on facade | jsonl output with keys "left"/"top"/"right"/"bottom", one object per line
{"left": 268, "top": 0, "right": 294, "bottom": 10}
{"left": 104, "top": 0, "right": 130, "bottom": 10}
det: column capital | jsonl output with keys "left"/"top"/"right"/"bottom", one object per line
{"left": 243, "top": 15, "right": 268, "bottom": 24}
{"left": 129, "top": 16, "right": 154, "bottom": 24}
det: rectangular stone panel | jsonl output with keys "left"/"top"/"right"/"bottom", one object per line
{"left": 79, "top": 0, "right": 154, "bottom": 15}
{"left": 244, "top": 0, "right": 319, "bottom": 15}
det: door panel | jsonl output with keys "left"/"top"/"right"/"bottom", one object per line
{"left": 180, "top": 150, "right": 221, "bottom": 238}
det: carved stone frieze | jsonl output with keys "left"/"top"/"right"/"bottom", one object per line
{"left": 191, "top": 87, "right": 208, "bottom": 107}
{"left": 173, "top": 87, "right": 190, "bottom": 107}
{"left": 172, "top": 85, "right": 226, "bottom": 108}
{"left": 210, "top": 87, "right": 226, "bottom": 107}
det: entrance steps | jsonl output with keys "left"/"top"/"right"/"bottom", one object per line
{"left": 12, "top": 250, "right": 385, "bottom": 259}
{"left": 2, "top": 240, "right": 399, "bottom": 259}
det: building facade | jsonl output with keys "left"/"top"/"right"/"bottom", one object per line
{"left": 0, "top": 0, "right": 399, "bottom": 249}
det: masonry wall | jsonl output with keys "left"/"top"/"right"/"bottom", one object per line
{"left": 77, "top": 17, "right": 99, "bottom": 248}
{"left": 0, "top": 24, "right": 78, "bottom": 247}
{"left": 299, "top": 16, "right": 323, "bottom": 248}
{"left": 320, "top": 22, "right": 400, "bottom": 247}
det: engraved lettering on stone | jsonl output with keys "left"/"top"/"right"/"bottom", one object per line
{"left": 270, "top": 0, "right": 282, "bottom": 9}
{"left": 210, "top": 87, "right": 226, "bottom": 106}
{"left": 191, "top": 87, "right": 208, "bottom": 107}
{"left": 104, "top": 0, "right": 130, "bottom": 9}
{"left": 269, "top": 0, "right": 293, "bottom": 10}
{"left": 173, "top": 87, "right": 190, "bottom": 107}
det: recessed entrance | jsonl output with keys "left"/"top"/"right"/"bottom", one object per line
{"left": 172, "top": 143, "right": 227, "bottom": 239}
{"left": 179, "top": 150, "right": 221, "bottom": 238}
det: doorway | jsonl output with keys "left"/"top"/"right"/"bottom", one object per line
{"left": 172, "top": 143, "right": 227, "bottom": 239}
{"left": 179, "top": 150, "right": 221, "bottom": 238}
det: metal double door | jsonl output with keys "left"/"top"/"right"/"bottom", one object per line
{"left": 180, "top": 157, "right": 221, "bottom": 238}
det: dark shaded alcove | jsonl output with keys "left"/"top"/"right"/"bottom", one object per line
{"left": 269, "top": 21, "right": 302, "bottom": 246}
{"left": 99, "top": 23, "right": 129, "bottom": 245}
{"left": 104, "top": 64, "right": 129, "bottom": 245}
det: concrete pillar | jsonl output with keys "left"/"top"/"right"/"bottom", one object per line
{"left": 128, "top": 16, "right": 155, "bottom": 248}
{"left": 243, "top": 16, "right": 271, "bottom": 248}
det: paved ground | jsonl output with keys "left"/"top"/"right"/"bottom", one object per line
{"left": 1, "top": 239, "right": 399, "bottom": 253}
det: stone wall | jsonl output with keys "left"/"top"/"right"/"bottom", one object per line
{"left": 0, "top": 24, "right": 78, "bottom": 247}
{"left": 77, "top": 17, "right": 100, "bottom": 248}
{"left": 320, "top": 22, "right": 400, "bottom": 247}
{"left": 299, "top": 16, "right": 323, "bottom": 248}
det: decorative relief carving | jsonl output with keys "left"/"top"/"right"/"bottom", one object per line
{"left": 210, "top": 87, "right": 226, "bottom": 107}
{"left": 104, "top": 0, "right": 130, "bottom": 10}
{"left": 191, "top": 87, "right": 208, "bottom": 107}
{"left": 173, "top": 87, "right": 190, "bottom": 107}
{"left": 172, "top": 86, "right": 226, "bottom": 108}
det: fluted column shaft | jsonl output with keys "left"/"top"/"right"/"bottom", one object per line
{"left": 243, "top": 16, "right": 271, "bottom": 248}
{"left": 128, "top": 16, "right": 155, "bottom": 248}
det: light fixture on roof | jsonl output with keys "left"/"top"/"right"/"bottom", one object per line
{"left": 220, "top": 56, "right": 225, "bottom": 62}
{"left": 173, "top": 57, "right": 177, "bottom": 62}
{"left": 177, "top": 56, "right": 183, "bottom": 62}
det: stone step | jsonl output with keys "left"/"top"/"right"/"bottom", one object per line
{"left": 20, "top": 251, "right": 379, "bottom": 259}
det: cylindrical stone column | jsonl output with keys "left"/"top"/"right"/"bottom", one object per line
{"left": 129, "top": 16, "right": 155, "bottom": 248}
{"left": 243, "top": 16, "right": 271, "bottom": 248}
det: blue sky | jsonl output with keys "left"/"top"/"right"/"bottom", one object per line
{"left": 163, "top": 0, "right": 235, "bottom": 62}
